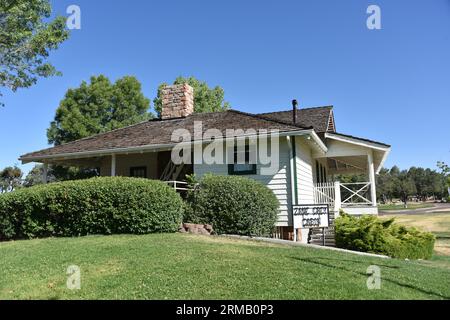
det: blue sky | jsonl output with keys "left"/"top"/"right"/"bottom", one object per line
{"left": 1, "top": 0, "right": 449, "bottom": 174}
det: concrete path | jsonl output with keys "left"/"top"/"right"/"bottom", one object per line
{"left": 379, "top": 203, "right": 450, "bottom": 216}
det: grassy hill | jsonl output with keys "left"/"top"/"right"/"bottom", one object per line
{"left": 1, "top": 233, "right": 449, "bottom": 300}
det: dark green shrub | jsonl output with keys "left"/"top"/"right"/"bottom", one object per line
{"left": 0, "top": 177, "right": 183, "bottom": 240}
{"left": 185, "top": 174, "right": 279, "bottom": 236}
{"left": 335, "top": 213, "right": 435, "bottom": 259}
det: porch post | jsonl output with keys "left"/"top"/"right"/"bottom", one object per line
{"left": 367, "top": 151, "right": 377, "bottom": 207}
{"left": 334, "top": 181, "right": 341, "bottom": 215}
{"left": 111, "top": 154, "right": 117, "bottom": 177}
{"left": 42, "top": 163, "right": 48, "bottom": 184}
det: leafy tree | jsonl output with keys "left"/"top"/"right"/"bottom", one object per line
{"left": 437, "top": 161, "right": 450, "bottom": 200}
{"left": 376, "top": 168, "right": 395, "bottom": 204}
{"left": 23, "top": 164, "right": 47, "bottom": 187}
{"left": 23, "top": 164, "right": 98, "bottom": 187}
{"left": 0, "top": 0, "right": 69, "bottom": 106}
{"left": 437, "top": 161, "right": 449, "bottom": 176}
{"left": 409, "top": 166, "right": 448, "bottom": 200}
{"left": 389, "top": 165, "right": 400, "bottom": 177}
{"left": 438, "top": 161, "right": 450, "bottom": 188}
{"left": 47, "top": 75, "right": 152, "bottom": 145}
{"left": 153, "top": 76, "right": 230, "bottom": 117}
{"left": 335, "top": 173, "right": 366, "bottom": 184}
{"left": 0, "top": 166, "right": 23, "bottom": 192}
{"left": 392, "top": 170, "right": 417, "bottom": 208}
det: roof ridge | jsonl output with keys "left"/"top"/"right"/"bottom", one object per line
{"left": 227, "top": 109, "right": 312, "bottom": 130}
{"left": 259, "top": 105, "right": 333, "bottom": 115}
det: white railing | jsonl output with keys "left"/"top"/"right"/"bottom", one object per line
{"left": 313, "top": 182, "right": 335, "bottom": 206}
{"left": 164, "top": 181, "right": 191, "bottom": 192}
{"left": 313, "top": 181, "right": 373, "bottom": 210}
{"left": 340, "top": 182, "right": 372, "bottom": 207}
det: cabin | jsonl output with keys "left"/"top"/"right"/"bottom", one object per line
{"left": 20, "top": 83, "right": 391, "bottom": 243}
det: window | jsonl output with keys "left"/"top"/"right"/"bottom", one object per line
{"left": 228, "top": 145, "right": 257, "bottom": 175}
{"left": 315, "top": 161, "right": 327, "bottom": 183}
{"left": 130, "top": 166, "right": 147, "bottom": 178}
{"left": 316, "top": 160, "right": 320, "bottom": 183}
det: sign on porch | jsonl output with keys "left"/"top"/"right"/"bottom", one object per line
{"left": 293, "top": 204, "right": 329, "bottom": 229}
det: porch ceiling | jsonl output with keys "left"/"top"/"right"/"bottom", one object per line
{"left": 43, "top": 157, "right": 105, "bottom": 168}
{"left": 326, "top": 156, "right": 368, "bottom": 174}
{"left": 314, "top": 132, "right": 390, "bottom": 174}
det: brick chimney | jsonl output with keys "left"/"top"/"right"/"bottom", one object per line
{"left": 161, "top": 83, "right": 194, "bottom": 119}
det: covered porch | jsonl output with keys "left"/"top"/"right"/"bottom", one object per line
{"left": 25, "top": 148, "right": 193, "bottom": 190}
{"left": 312, "top": 133, "right": 391, "bottom": 216}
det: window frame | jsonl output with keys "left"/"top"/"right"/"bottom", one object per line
{"left": 130, "top": 166, "right": 147, "bottom": 178}
{"left": 228, "top": 145, "right": 257, "bottom": 176}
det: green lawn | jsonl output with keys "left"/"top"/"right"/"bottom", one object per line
{"left": 1, "top": 233, "right": 449, "bottom": 300}
{"left": 379, "top": 203, "right": 434, "bottom": 211}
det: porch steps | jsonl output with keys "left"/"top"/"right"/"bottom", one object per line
{"left": 308, "top": 213, "right": 336, "bottom": 247}
{"left": 172, "top": 163, "right": 185, "bottom": 181}
{"left": 309, "top": 230, "right": 336, "bottom": 247}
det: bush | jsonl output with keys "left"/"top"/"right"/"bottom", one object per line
{"left": 0, "top": 177, "right": 183, "bottom": 241}
{"left": 335, "top": 213, "right": 435, "bottom": 259}
{"left": 185, "top": 175, "right": 279, "bottom": 237}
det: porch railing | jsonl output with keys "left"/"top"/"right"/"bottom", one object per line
{"left": 313, "top": 181, "right": 374, "bottom": 210}
{"left": 164, "top": 181, "right": 191, "bottom": 193}
{"left": 313, "top": 182, "right": 336, "bottom": 206}
{"left": 340, "top": 182, "right": 372, "bottom": 207}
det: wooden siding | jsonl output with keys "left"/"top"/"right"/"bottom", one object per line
{"left": 295, "top": 138, "right": 315, "bottom": 205}
{"left": 193, "top": 137, "right": 293, "bottom": 227}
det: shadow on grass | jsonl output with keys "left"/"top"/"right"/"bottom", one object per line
{"left": 291, "top": 256, "right": 450, "bottom": 299}
{"left": 296, "top": 256, "right": 400, "bottom": 269}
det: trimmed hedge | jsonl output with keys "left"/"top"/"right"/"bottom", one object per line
{"left": 185, "top": 175, "right": 279, "bottom": 236}
{"left": 0, "top": 177, "right": 183, "bottom": 240}
{"left": 335, "top": 213, "right": 435, "bottom": 260}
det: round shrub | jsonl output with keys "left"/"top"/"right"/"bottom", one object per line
{"left": 185, "top": 175, "right": 279, "bottom": 236}
{"left": 0, "top": 177, "right": 183, "bottom": 241}
{"left": 335, "top": 213, "right": 435, "bottom": 260}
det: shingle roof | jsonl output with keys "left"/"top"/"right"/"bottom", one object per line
{"left": 20, "top": 110, "right": 309, "bottom": 160}
{"left": 258, "top": 106, "right": 334, "bottom": 133}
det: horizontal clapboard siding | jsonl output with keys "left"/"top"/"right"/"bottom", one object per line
{"left": 193, "top": 138, "right": 292, "bottom": 227}
{"left": 295, "top": 138, "right": 314, "bottom": 205}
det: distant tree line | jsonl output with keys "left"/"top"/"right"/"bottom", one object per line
{"left": 376, "top": 164, "right": 449, "bottom": 205}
